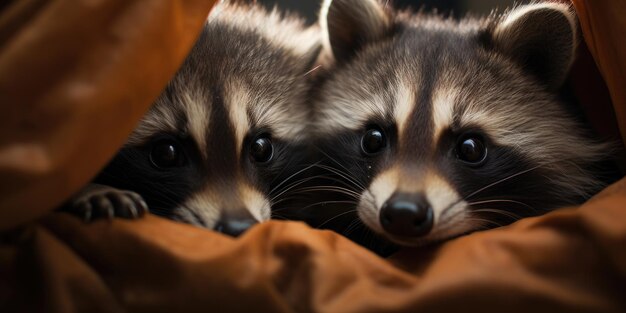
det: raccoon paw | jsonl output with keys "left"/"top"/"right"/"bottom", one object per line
{"left": 65, "top": 184, "right": 148, "bottom": 222}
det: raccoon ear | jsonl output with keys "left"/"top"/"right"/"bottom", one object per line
{"left": 321, "top": 0, "right": 392, "bottom": 64}
{"left": 491, "top": 3, "right": 577, "bottom": 90}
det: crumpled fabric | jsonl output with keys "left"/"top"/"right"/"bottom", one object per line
{"left": 0, "top": 0, "right": 216, "bottom": 230}
{"left": 1, "top": 0, "right": 625, "bottom": 312}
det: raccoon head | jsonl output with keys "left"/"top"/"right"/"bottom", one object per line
{"left": 315, "top": 0, "right": 607, "bottom": 246}
{"left": 95, "top": 1, "right": 320, "bottom": 236}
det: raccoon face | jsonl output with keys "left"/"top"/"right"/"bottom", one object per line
{"left": 95, "top": 2, "right": 320, "bottom": 236}
{"left": 315, "top": 0, "right": 607, "bottom": 246}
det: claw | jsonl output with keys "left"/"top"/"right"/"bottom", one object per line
{"left": 137, "top": 199, "right": 149, "bottom": 216}
{"left": 125, "top": 196, "right": 139, "bottom": 219}
{"left": 128, "top": 192, "right": 149, "bottom": 217}
{"left": 63, "top": 184, "right": 148, "bottom": 222}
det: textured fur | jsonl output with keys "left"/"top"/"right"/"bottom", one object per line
{"left": 313, "top": 0, "right": 611, "bottom": 246}
{"left": 73, "top": 1, "right": 320, "bottom": 231}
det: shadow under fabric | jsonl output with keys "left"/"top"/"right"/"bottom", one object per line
{"left": 1, "top": 0, "right": 626, "bottom": 312}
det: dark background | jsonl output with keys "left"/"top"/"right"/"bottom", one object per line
{"left": 259, "top": 0, "right": 530, "bottom": 23}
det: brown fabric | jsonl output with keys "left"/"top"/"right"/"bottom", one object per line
{"left": 1, "top": 0, "right": 626, "bottom": 312}
{"left": 4, "top": 182, "right": 626, "bottom": 313}
{"left": 573, "top": 0, "right": 626, "bottom": 145}
{"left": 0, "top": 0, "right": 217, "bottom": 230}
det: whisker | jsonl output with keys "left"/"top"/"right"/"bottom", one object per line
{"left": 269, "top": 195, "right": 305, "bottom": 208}
{"left": 314, "top": 164, "right": 367, "bottom": 191}
{"left": 464, "top": 165, "right": 542, "bottom": 200}
{"left": 467, "top": 199, "right": 538, "bottom": 212}
{"left": 287, "top": 186, "right": 362, "bottom": 199}
{"left": 300, "top": 200, "right": 359, "bottom": 211}
{"left": 464, "top": 217, "right": 506, "bottom": 229}
{"left": 473, "top": 208, "right": 523, "bottom": 221}
{"left": 270, "top": 162, "right": 321, "bottom": 195}
{"left": 270, "top": 174, "right": 335, "bottom": 203}
{"left": 317, "top": 209, "right": 358, "bottom": 229}
{"left": 314, "top": 148, "right": 368, "bottom": 187}
{"left": 343, "top": 218, "right": 364, "bottom": 236}
{"left": 270, "top": 212, "right": 291, "bottom": 220}
{"left": 274, "top": 200, "right": 359, "bottom": 217}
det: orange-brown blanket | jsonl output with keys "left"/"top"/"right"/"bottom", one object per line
{"left": 1, "top": 0, "right": 625, "bottom": 312}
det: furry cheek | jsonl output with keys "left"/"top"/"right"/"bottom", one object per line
{"left": 357, "top": 169, "right": 398, "bottom": 234}
{"left": 241, "top": 186, "right": 272, "bottom": 222}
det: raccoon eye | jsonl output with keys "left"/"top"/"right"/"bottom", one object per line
{"left": 456, "top": 135, "right": 487, "bottom": 166}
{"left": 150, "top": 139, "right": 184, "bottom": 169}
{"left": 250, "top": 136, "right": 274, "bottom": 164}
{"left": 361, "top": 128, "right": 387, "bottom": 155}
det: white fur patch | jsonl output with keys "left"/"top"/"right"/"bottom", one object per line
{"left": 319, "top": 94, "right": 388, "bottom": 133}
{"left": 225, "top": 80, "right": 251, "bottom": 156}
{"left": 182, "top": 89, "right": 211, "bottom": 158}
{"left": 391, "top": 170, "right": 463, "bottom": 227}
{"left": 394, "top": 80, "right": 416, "bottom": 137}
{"left": 369, "top": 169, "right": 398, "bottom": 210}
{"left": 422, "top": 172, "right": 462, "bottom": 225}
{"left": 245, "top": 87, "right": 309, "bottom": 142}
{"left": 431, "top": 88, "right": 458, "bottom": 145}
{"left": 126, "top": 83, "right": 211, "bottom": 151}
{"left": 319, "top": 0, "right": 333, "bottom": 63}
{"left": 360, "top": 166, "right": 473, "bottom": 245}
{"left": 357, "top": 167, "right": 398, "bottom": 234}
{"left": 211, "top": 2, "right": 320, "bottom": 57}
{"left": 317, "top": 75, "right": 415, "bottom": 134}
{"left": 181, "top": 183, "right": 271, "bottom": 228}
{"left": 241, "top": 185, "right": 272, "bottom": 222}
{"left": 182, "top": 191, "right": 221, "bottom": 228}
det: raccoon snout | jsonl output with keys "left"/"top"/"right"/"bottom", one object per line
{"left": 213, "top": 218, "right": 257, "bottom": 237}
{"left": 380, "top": 193, "right": 434, "bottom": 237}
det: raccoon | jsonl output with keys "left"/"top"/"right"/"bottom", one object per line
{"left": 313, "top": 0, "right": 612, "bottom": 246}
{"left": 64, "top": 0, "right": 321, "bottom": 237}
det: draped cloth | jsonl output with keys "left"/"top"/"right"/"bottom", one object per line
{"left": 1, "top": 0, "right": 625, "bottom": 312}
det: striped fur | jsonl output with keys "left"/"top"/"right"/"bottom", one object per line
{"left": 92, "top": 1, "right": 320, "bottom": 230}
{"left": 313, "top": 0, "right": 612, "bottom": 246}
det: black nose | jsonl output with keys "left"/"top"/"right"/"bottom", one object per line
{"left": 213, "top": 218, "right": 257, "bottom": 237}
{"left": 380, "top": 193, "right": 434, "bottom": 237}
